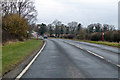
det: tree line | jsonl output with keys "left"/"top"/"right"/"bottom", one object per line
{"left": 2, "top": 0, "right": 119, "bottom": 43}
{"left": 2, "top": 0, "right": 37, "bottom": 42}
{"left": 36, "top": 20, "right": 120, "bottom": 42}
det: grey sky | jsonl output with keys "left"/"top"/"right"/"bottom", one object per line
{"left": 35, "top": 0, "right": 119, "bottom": 28}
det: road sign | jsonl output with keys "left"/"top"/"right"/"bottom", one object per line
{"left": 37, "top": 26, "right": 40, "bottom": 40}
{"left": 93, "top": 26, "right": 96, "bottom": 30}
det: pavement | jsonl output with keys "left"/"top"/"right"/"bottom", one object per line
{"left": 21, "top": 39, "right": 118, "bottom": 78}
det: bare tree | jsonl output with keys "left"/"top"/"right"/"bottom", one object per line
{"left": 68, "top": 21, "right": 78, "bottom": 27}
{"left": 2, "top": 0, "right": 37, "bottom": 24}
{"left": 68, "top": 21, "right": 78, "bottom": 34}
{"left": 52, "top": 19, "right": 62, "bottom": 26}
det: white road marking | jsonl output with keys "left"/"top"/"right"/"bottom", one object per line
{"left": 87, "top": 50, "right": 120, "bottom": 68}
{"left": 87, "top": 50, "right": 104, "bottom": 59}
{"left": 79, "top": 47, "right": 83, "bottom": 50}
{"left": 116, "top": 64, "right": 120, "bottom": 67}
{"left": 64, "top": 41, "right": 120, "bottom": 68}
{"left": 15, "top": 41, "right": 46, "bottom": 80}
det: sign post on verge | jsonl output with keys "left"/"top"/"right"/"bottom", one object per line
{"left": 37, "top": 26, "right": 40, "bottom": 40}
{"left": 102, "top": 26, "right": 104, "bottom": 42}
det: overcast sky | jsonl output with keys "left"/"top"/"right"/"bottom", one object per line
{"left": 35, "top": 0, "right": 119, "bottom": 29}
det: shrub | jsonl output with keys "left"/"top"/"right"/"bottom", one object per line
{"left": 76, "top": 30, "right": 86, "bottom": 40}
{"left": 76, "top": 34, "right": 84, "bottom": 40}
{"left": 85, "top": 34, "right": 91, "bottom": 40}
{"left": 63, "top": 34, "right": 75, "bottom": 39}
{"left": 85, "top": 31, "right": 120, "bottom": 42}
{"left": 104, "top": 31, "right": 113, "bottom": 42}
{"left": 2, "top": 14, "right": 29, "bottom": 40}
{"left": 104, "top": 31, "right": 120, "bottom": 42}
{"left": 90, "top": 32, "right": 102, "bottom": 41}
{"left": 112, "top": 31, "right": 120, "bottom": 42}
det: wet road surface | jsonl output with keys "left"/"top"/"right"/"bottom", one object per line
{"left": 61, "top": 39, "right": 119, "bottom": 65}
{"left": 21, "top": 39, "right": 118, "bottom": 78}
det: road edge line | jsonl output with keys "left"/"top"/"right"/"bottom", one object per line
{"left": 15, "top": 41, "right": 46, "bottom": 80}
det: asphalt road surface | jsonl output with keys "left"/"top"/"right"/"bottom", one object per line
{"left": 21, "top": 39, "right": 118, "bottom": 78}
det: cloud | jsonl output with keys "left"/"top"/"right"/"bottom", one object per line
{"left": 35, "top": 0, "right": 118, "bottom": 28}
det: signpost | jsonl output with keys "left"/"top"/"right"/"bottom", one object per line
{"left": 27, "top": 31, "right": 29, "bottom": 38}
{"left": 102, "top": 26, "right": 104, "bottom": 42}
{"left": 37, "top": 26, "right": 40, "bottom": 40}
{"left": 93, "top": 26, "right": 96, "bottom": 32}
{"left": 101, "top": 24, "right": 104, "bottom": 42}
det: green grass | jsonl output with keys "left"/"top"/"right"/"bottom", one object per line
{"left": 64, "top": 38, "right": 119, "bottom": 47}
{"left": 83, "top": 40, "right": 119, "bottom": 47}
{"left": 0, "top": 45, "right": 2, "bottom": 77}
{"left": 2, "top": 39, "right": 43, "bottom": 75}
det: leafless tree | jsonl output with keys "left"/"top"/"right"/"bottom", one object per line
{"left": 2, "top": 0, "right": 37, "bottom": 24}
{"left": 52, "top": 19, "right": 62, "bottom": 26}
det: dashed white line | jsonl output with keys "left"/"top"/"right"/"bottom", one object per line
{"left": 79, "top": 47, "right": 83, "bottom": 50}
{"left": 87, "top": 50, "right": 120, "bottom": 68}
{"left": 15, "top": 41, "right": 46, "bottom": 80}
{"left": 116, "top": 64, "right": 120, "bottom": 67}
{"left": 64, "top": 41, "right": 120, "bottom": 68}
{"left": 87, "top": 50, "right": 104, "bottom": 59}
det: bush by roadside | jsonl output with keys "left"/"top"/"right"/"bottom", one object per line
{"left": 104, "top": 31, "right": 120, "bottom": 42}
{"left": 2, "top": 14, "right": 29, "bottom": 43}
{"left": 63, "top": 34, "right": 75, "bottom": 39}
{"left": 85, "top": 31, "right": 120, "bottom": 43}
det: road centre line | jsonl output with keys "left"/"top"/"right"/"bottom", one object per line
{"left": 63, "top": 41, "right": 120, "bottom": 68}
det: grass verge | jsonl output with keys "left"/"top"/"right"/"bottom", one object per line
{"left": 2, "top": 39, "right": 43, "bottom": 76}
{"left": 64, "top": 38, "right": 119, "bottom": 47}
{"left": 82, "top": 40, "right": 119, "bottom": 47}
{"left": 0, "top": 45, "right": 2, "bottom": 77}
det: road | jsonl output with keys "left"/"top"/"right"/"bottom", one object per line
{"left": 21, "top": 39, "right": 118, "bottom": 78}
